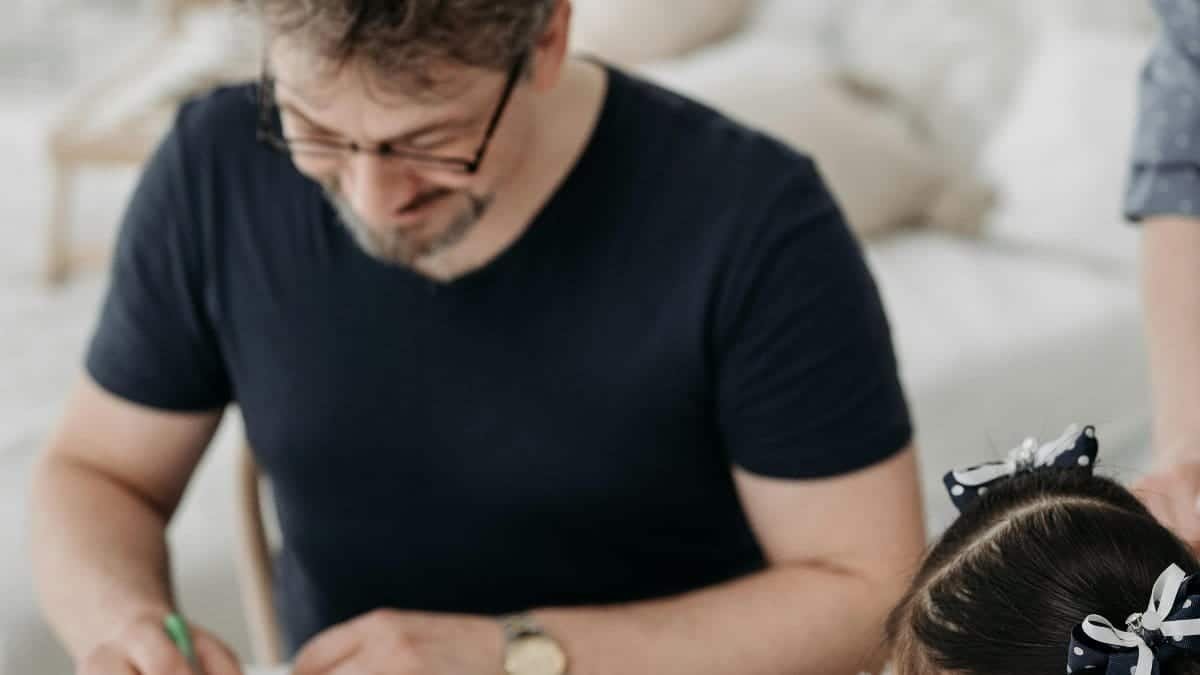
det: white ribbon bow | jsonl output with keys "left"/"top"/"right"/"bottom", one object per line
{"left": 1080, "top": 564, "right": 1200, "bottom": 675}
{"left": 951, "top": 425, "right": 1089, "bottom": 488}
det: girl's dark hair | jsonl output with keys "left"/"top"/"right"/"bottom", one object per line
{"left": 887, "top": 468, "right": 1200, "bottom": 675}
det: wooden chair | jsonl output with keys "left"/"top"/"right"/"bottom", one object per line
{"left": 43, "top": 0, "right": 251, "bottom": 285}
{"left": 233, "top": 441, "right": 285, "bottom": 666}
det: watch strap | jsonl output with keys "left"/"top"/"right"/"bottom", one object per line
{"left": 500, "top": 612, "right": 544, "bottom": 641}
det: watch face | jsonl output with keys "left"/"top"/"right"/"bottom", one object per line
{"left": 505, "top": 635, "right": 567, "bottom": 675}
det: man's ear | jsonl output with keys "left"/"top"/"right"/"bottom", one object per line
{"left": 529, "top": 0, "right": 572, "bottom": 92}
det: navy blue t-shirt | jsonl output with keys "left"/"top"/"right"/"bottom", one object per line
{"left": 87, "top": 65, "right": 912, "bottom": 651}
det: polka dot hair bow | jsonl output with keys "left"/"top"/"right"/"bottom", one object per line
{"left": 1066, "top": 563, "right": 1200, "bottom": 675}
{"left": 942, "top": 424, "right": 1097, "bottom": 512}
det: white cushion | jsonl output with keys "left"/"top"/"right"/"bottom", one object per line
{"left": 1023, "top": 0, "right": 1156, "bottom": 36}
{"left": 981, "top": 28, "right": 1151, "bottom": 269}
{"left": 639, "top": 38, "right": 994, "bottom": 239}
{"left": 569, "top": 0, "right": 754, "bottom": 66}
{"left": 837, "top": 0, "right": 1033, "bottom": 168}
{"left": 743, "top": 0, "right": 844, "bottom": 57}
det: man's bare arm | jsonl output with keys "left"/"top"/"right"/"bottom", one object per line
{"left": 531, "top": 446, "right": 926, "bottom": 675}
{"left": 29, "top": 375, "right": 222, "bottom": 661}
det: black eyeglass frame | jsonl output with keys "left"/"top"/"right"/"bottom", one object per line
{"left": 256, "top": 51, "right": 529, "bottom": 175}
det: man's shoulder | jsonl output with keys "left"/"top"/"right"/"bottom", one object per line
{"left": 157, "top": 81, "right": 295, "bottom": 210}
{"left": 136, "top": 81, "right": 298, "bottom": 249}
{"left": 610, "top": 66, "right": 826, "bottom": 205}
{"left": 170, "top": 81, "right": 261, "bottom": 153}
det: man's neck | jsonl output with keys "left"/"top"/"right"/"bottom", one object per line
{"left": 413, "top": 58, "right": 609, "bottom": 282}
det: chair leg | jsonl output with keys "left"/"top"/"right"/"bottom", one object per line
{"left": 234, "top": 443, "right": 285, "bottom": 666}
{"left": 43, "top": 160, "right": 76, "bottom": 287}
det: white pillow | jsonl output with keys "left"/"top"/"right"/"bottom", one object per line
{"left": 837, "top": 0, "right": 1033, "bottom": 170}
{"left": 981, "top": 28, "right": 1151, "bottom": 268}
{"left": 744, "top": 0, "right": 845, "bottom": 57}
{"left": 1023, "top": 0, "right": 1156, "bottom": 36}
{"left": 639, "top": 38, "right": 994, "bottom": 240}
{"left": 569, "top": 0, "right": 754, "bottom": 66}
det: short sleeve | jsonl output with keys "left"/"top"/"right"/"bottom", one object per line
{"left": 715, "top": 161, "right": 912, "bottom": 479}
{"left": 85, "top": 106, "right": 232, "bottom": 411}
{"left": 1126, "top": 0, "right": 1200, "bottom": 221}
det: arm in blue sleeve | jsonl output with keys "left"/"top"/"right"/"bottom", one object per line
{"left": 1127, "top": 0, "right": 1200, "bottom": 221}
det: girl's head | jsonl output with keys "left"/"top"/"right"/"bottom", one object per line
{"left": 888, "top": 429, "right": 1200, "bottom": 675}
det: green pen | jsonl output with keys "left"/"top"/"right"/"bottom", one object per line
{"left": 164, "top": 612, "right": 206, "bottom": 675}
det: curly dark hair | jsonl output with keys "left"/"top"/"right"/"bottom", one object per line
{"left": 236, "top": 0, "right": 556, "bottom": 91}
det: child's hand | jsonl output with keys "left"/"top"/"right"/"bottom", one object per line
{"left": 1133, "top": 460, "right": 1200, "bottom": 553}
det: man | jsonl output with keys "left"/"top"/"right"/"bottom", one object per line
{"left": 1130, "top": 0, "right": 1200, "bottom": 552}
{"left": 30, "top": 1, "right": 925, "bottom": 674}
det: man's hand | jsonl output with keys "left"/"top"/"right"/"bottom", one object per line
{"left": 77, "top": 613, "right": 242, "bottom": 675}
{"left": 1134, "top": 459, "right": 1200, "bottom": 553}
{"left": 293, "top": 609, "right": 504, "bottom": 675}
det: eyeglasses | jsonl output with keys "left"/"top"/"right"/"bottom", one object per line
{"left": 256, "top": 51, "right": 528, "bottom": 175}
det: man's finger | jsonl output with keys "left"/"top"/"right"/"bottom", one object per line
{"left": 125, "top": 621, "right": 192, "bottom": 675}
{"left": 293, "top": 622, "right": 363, "bottom": 675}
{"left": 78, "top": 644, "right": 138, "bottom": 675}
{"left": 328, "top": 658, "right": 372, "bottom": 675}
{"left": 195, "top": 631, "right": 245, "bottom": 675}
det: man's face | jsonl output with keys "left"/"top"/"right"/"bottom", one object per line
{"left": 267, "top": 41, "right": 528, "bottom": 267}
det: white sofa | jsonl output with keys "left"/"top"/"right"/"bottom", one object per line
{"left": 1, "top": 1, "right": 1161, "bottom": 672}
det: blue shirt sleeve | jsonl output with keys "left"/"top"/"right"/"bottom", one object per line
{"left": 715, "top": 161, "right": 913, "bottom": 479}
{"left": 85, "top": 104, "right": 232, "bottom": 411}
{"left": 1127, "top": 0, "right": 1200, "bottom": 221}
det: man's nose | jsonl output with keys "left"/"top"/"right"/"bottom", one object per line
{"left": 341, "top": 154, "right": 421, "bottom": 226}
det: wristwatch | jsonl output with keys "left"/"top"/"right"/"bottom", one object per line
{"left": 500, "top": 613, "right": 568, "bottom": 675}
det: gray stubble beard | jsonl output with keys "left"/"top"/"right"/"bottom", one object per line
{"left": 326, "top": 188, "right": 495, "bottom": 268}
